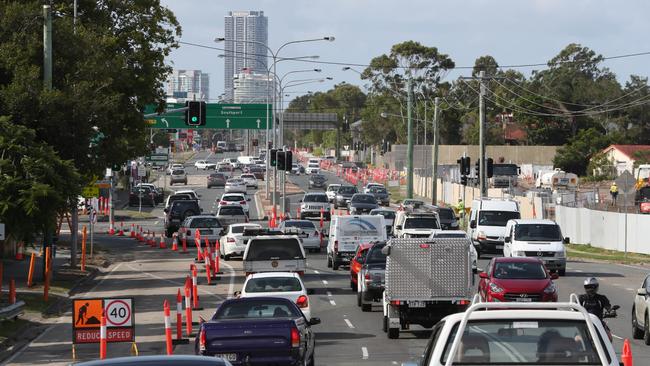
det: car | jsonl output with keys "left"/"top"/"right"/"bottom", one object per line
{"left": 305, "top": 162, "right": 320, "bottom": 175}
{"left": 468, "top": 198, "right": 521, "bottom": 257}
{"left": 135, "top": 183, "right": 164, "bottom": 204}
{"left": 242, "top": 230, "right": 307, "bottom": 275}
{"left": 215, "top": 205, "right": 248, "bottom": 227}
{"left": 218, "top": 193, "right": 250, "bottom": 213}
{"left": 308, "top": 173, "right": 327, "bottom": 189}
{"left": 299, "top": 192, "right": 330, "bottom": 220}
{"left": 216, "top": 166, "right": 232, "bottom": 178}
{"left": 363, "top": 182, "right": 384, "bottom": 194}
{"left": 223, "top": 158, "right": 240, "bottom": 170}
{"left": 174, "top": 189, "right": 200, "bottom": 201}
{"left": 356, "top": 241, "right": 387, "bottom": 312}
{"left": 170, "top": 168, "right": 188, "bottom": 185}
{"left": 224, "top": 178, "right": 247, "bottom": 194}
{"left": 393, "top": 211, "right": 441, "bottom": 238}
{"left": 368, "top": 186, "right": 390, "bottom": 206}
{"left": 128, "top": 186, "right": 156, "bottom": 207}
{"left": 239, "top": 173, "right": 258, "bottom": 189}
{"left": 327, "top": 215, "right": 386, "bottom": 270}
{"left": 401, "top": 198, "right": 425, "bottom": 209}
{"left": 291, "top": 164, "right": 300, "bottom": 175}
{"left": 219, "top": 223, "right": 262, "bottom": 260}
{"left": 73, "top": 355, "right": 233, "bottom": 366}
{"left": 248, "top": 166, "right": 265, "bottom": 180}
{"left": 277, "top": 220, "right": 322, "bottom": 253}
{"left": 478, "top": 257, "right": 558, "bottom": 303}
{"left": 350, "top": 243, "right": 374, "bottom": 291}
{"left": 194, "top": 160, "right": 217, "bottom": 170}
{"left": 503, "top": 219, "right": 568, "bottom": 275}
{"left": 632, "top": 273, "right": 650, "bottom": 340}
{"left": 333, "top": 185, "right": 358, "bottom": 209}
{"left": 166, "top": 163, "right": 183, "bottom": 175}
{"left": 164, "top": 193, "right": 192, "bottom": 210}
{"left": 207, "top": 172, "right": 227, "bottom": 188}
{"left": 349, "top": 193, "right": 379, "bottom": 215}
{"left": 195, "top": 297, "right": 319, "bottom": 365}
{"left": 436, "top": 206, "right": 460, "bottom": 230}
{"left": 239, "top": 272, "right": 313, "bottom": 320}
{"left": 325, "top": 184, "right": 341, "bottom": 203}
{"left": 164, "top": 199, "right": 201, "bottom": 237}
{"left": 369, "top": 208, "right": 396, "bottom": 236}
{"left": 178, "top": 215, "right": 224, "bottom": 245}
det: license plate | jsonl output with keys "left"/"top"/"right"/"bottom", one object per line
{"left": 199, "top": 230, "right": 212, "bottom": 235}
{"left": 216, "top": 353, "right": 237, "bottom": 361}
{"left": 408, "top": 301, "right": 426, "bottom": 308}
{"left": 516, "top": 298, "right": 532, "bottom": 302}
{"left": 496, "top": 245, "right": 504, "bottom": 249}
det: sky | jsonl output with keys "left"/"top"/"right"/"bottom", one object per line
{"left": 160, "top": 0, "right": 650, "bottom": 104}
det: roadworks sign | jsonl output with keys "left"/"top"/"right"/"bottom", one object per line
{"left": 72, "top": 298, "right": 135, "bottom": 344}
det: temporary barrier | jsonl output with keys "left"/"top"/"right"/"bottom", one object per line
{"left": 172, "top": 289, "right": 188, "bottom": 344}
{"left": 191, "top": 265, "right": 202, "bottom": 310}
{"left": 99, "top": 310, "right": 107, "bottom": 359}
{"left": 163, "top": 300, "right": 173, "bottom": 355}
{"left": 184, "top": 278, "right": 193, "bottom": 337}
{"left": 130, "top": 224, "right": 136, "bottom": 238}
{"left": 320, "top": 208, "right": 324, "bottom": 229}
{"left": 15, "top": 242, "right": 24, "bottom": 261}
{"left": 214, "top": 241, "right": 221, "bottom": 275}
{"left": 27, "top": 253, "right": 36, "bottom": 287}
{"left": 117, "top": 222, "right": 124, "bottom": 237}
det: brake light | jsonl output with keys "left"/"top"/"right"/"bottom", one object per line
{"left": 227, "top": 237, "right": 235, "bottom": 243}
{"left": 334, "top": 240, "right": 338, "bottom": 251}
{"left": 391, "top": 300, "right": 400, "bottom": 306}
{"left": 296, "top": 295, "right": 309, "bottom": 308}
{"left": 199, "top": 328, "right": 206, "bottom": 352}
{"left": 240, "top": 200, "right": 246, "bottom": 204}
{"left": 458, "top": 299, "right": 469, "bottom": 305}
{"left": 364, "top": 273, "right": 371, "bottom": 280}
{"left": 290, "top": 327, "right": 300, "bottom": 347}
{"left": 220, "top": 201, "right": 227, "bottom": 205}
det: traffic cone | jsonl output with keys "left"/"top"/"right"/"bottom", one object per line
{"left": 181, "top": 236, "right": 188, "bottom": 253}
{"left": 108, "top": 221, "right": 115, "bottom": 235}
{"left": 117, "top": 222, "right": 125, "bottom": 236}
{"left": 173, "top": 288, "right": 188, "bottom": 344}
{"left": 171, "top": 234, "right": 178, "bottom": 251}
{"left": 184, "top": 279, "right": 193, "bottom": 337}
{"left": 191, "top": 265, "right": 202, "bottom": 310}
{"left": 130, "top": 224, "right": 136, "bottom": 238}
{"left": 159, "top": 233, "right": 166, "bottom": 249}
{"left": 622, "top": 339, "right": 633, "bottom": 366}
{"left": 99, "top": 310, "right": 107, "bottom": 359}
{"left": 163, "top": 300, "right": 173, "bottom": 355}
{"left": 15, "top": 242, "right": 24, "bottom": 261}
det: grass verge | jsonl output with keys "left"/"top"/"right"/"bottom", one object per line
{"left": 567, "top": 243, "right": 650, "bottom": 264}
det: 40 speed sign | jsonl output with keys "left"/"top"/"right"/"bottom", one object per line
{"left": 105, "top": 299, "right": 133, "bottom": 327}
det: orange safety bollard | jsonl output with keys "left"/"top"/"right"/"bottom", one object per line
{"left": 0, "top": 261, "right": 3, "bottom": 301}
{"left": 159, "top": 233, "right": 166, "bottom": 249}
{"left": 297, "top": 206, "right": 301, "bottom": 218}
{"left": 174, "top": 289, "right": 187, "bottom": 343}
{"left": 184, "top": 277, "right": 193, "bottom": 337}
{"left": 191, "top": 265, "right": 202, "bottom": 310}
{"left": 99, "top": 309, "right": 107, "bottom": 359}
{"left": 9, "top": 278, "right": 16, "bottom": 304}
{"left": 214, "top": 241, "right": 221, "bottom": 275}
{"left": 44, "top": 247, "right": 50, "bottom": 302}
{"left": 81, "top": 225, "right": 87, "bottom": 272}
{"left": 203, "top": 248, "right": 211, "bottom": 284}
{"left": 108, "top": 220, "right": 115, "bottom": 236}
{"left": 182, "top": 236, "right": 188, "bottom": 253}
{"left": 163, "top": 300, "right": 173, "bottom": 355}
{"left": 27, "top": 253, "right": 36, "bottom": 287}
{"left": 622, "top": 338, "right": 633, "bottom": 366}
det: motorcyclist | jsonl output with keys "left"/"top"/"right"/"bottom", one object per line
{"left": 578, "top": 277, "right": 612, "bottom": 319}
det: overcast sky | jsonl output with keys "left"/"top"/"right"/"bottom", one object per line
{"left": 160, "top": 0, "right": 650, "bottom": 103}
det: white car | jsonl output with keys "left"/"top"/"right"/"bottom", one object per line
{"left": 166, "top": 163, "right": 183, "bottom": 175}
{"left": 306, "top": 163, "right": 320, "bottom": 175}
{"left": 291, "top": 164, "right": 301, "bottom": 175}
{"left": 194, "top": 160, "right": 217, "bottom": 170}
{"left": 326, "top": 184, "right": 341, "bottom": 203}
{"left": 632, "top": 274, "right": 650, "bottom": 340}
{"left": 219, "top": 223, "right": 261, "bottom": 259}
{"left": 239, "top": 272, "right": 312, "bottom": 320}
{"left": 218, "top": 193, "right": 250, "bottom": 213}
{"left": 278, "top": 220, "right": 322, "bottom": 253}
{"left": 173, "top": 189, "right": 200, "bottom": 201}
{"left": 363, "top": 182, "right": 385, "bottom": 194}
{"left": 240, "top": 174, "right": 258, "bottom": 189}
{"left": 223, "top": 158, "right": 240, "bottom": 169}
{"left": 178, "top": 215, "right": 224, "bottom": 244}
{"left": 224, "top": 178, "right": 247, "bottom": 194}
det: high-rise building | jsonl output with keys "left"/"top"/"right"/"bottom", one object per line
{"left": 234, "top": 71, "right": 274, "bottom": 104}
{"left": 165, "top": 69, "right": 209, "bottom": 102}
{"left": 224, "top": 10, "right": 268, "bottom": 102}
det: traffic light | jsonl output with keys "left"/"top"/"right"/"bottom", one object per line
{"left": 487, "top": 158, "right": 494, "bottom": 178}
{"left": 284, "top": 151, "right": 293, "bottom": 170}
{"left": 461, "top": 175, "right": 468, "bottom": 186}
{"left": 462, "top": 157, "right": 471, "bottom": 176}
{"left": 277, "top": 151, "right": 286, "bottom": 170}
{"left": 474, "top": 160, "right": 480, "bottom": 177}
{"left": 270, "top": 149, "right": 278, "bottom": 167}
{"left": 185, "top": 101, "right": 206, "bottom": 126}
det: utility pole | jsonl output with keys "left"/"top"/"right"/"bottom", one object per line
{"left": 478, "top": 70, "right": 487, "bottom": 197}
{"left": 406, "top": 78, "right": 414, "bottom": 199}
{"left": 42, "top": 5, "right": 54, "bottom": 278}
{"left": 432, "top": 97, "right": 440, "bottom": 205}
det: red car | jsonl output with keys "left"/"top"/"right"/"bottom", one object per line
{"left": 478, "top": 257, "right": 558, "bottom": 302}
{"left": 350, "top": 243, "right": 374, "bottom": 291}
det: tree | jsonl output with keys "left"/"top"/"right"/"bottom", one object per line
{"left": 553, "top": 127, "right": 614, "bottom": 175}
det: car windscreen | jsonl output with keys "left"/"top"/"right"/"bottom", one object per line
{"left": 218, "top": 206, "right": 245, "bottom": 215}
{"left": 283, "top": 221, "right": 316, "bottom": 230}
{"left": 370, "top": 187, "right": 387, "bottom": 194}
{"left": 304, "top": 195, "right": 328, "bottom": 203}
{"left": 189, "top": 218, "right": 221, "bottom": 228}
{"left": 514, "top": 224, "right": 562, "bottom": 241}
{"left": 222, "top": 195, "right": 245, "bottom": 202}
{"left": 441, "top": 320, "right": 605, "bottom": 364}
{"left": 404, "top": 217, "right": 438, "bottom": 229}
{"left": 479, "top": 210, "right": 521, "bottom": 226}
{"left": 493, "top": 261, "right": 547, "bottom": 279}
{"left": 169, "top": 194, "right": 191, "bottom": 203}
{"left": 214, "top": 299, "right": 301, "bottom": 320}
{"left": 639, "top": 187, "right": 650, "bottom": 200}
{"left": 241, "top": 174, "right": 255, "bottom": 179}
{"left": 209, "top": 173, "right": 225, "bottom": 179}
{"left": 338, "top": 186, "right": 357, "bottom": 194}
{"left": 437, "top": 208, "right": 455, "bottom": 219}
{"left": 372, "top": 210, "right": 395, "bottom": 220}
{"left": 352, "top": 194, "right": 376, "bottom": 203}
{"left": 244, "top": 277, "right": 302, "bottom": 293}
{"left": 366, "top": 245, "right": 387, "bottom": 264}
{"left": 493, "top": 164, "right": 519, "bottom": 176}
{"left": 246, "top": 239, "right": 304, "bottom": 260}
{"left": 172, "top": 169, "right": 185, "bottom": 175}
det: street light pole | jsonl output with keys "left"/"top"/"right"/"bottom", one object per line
{"left": 479, "top": 70, "right": 487, "bottom": 197}
{"left": 406, "top": 77, "right": 414, "bottom": 199}
{"left": 432, "top": 97, "right": 440, "bottom": 205}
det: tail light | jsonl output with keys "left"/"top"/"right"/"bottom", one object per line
{"left": 227, "top": 237, "right": 235, "bottom": 243}
{"left": 390, "top": 300, "right": 400, "bottom": 306}
{"left": 458, "top": 299, "right": 469, "bottom": 305}
{"left": 334, "top": 240, "right": 338, "bottom": 251}
{"left": 296, "top": 295, "right": 309, "bottom": 308}
{"left": 199, "top": 328, "right": 206, "bottom": 352}
{"left": 313, "top": 231, "right": 319, "bottom": 237}
{"left": 364, "top": 273, "right": 372, "bottom": 283}
{"left": 240, "top": 200, "right": 246, "bottom": 204}
{"left": 290, "top": 327, "right": 300, "bottom": 347}
{"left": 220, "top": 201, "right": 227, "bottom": 205}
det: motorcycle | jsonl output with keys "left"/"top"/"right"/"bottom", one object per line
{"left": 601, "top": 305, "right": 620, "bottom": 342}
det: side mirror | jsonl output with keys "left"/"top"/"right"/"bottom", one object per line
{"left": 550, "top": 273, "right": 559, "bottom": 280}
{"left": 308, "top": 317, "right": 321, "bottom": 326}
{"left": 504, "top": 236, "right": 511, "bottom": 243}
{"left": 306, "top": 289, "right": 315, "bottom": 295}
{"left": 395, "top": 225, "right": 402, "bottom": 230}
{"left": 563, "top": 237, "right": 570, "bottom": 244}
{"left": 247, "top": 198, "right": 251, "bottom": 202}
{"left": 479, "top": 272, "right": 488, "bottom": 279}
{"left": 470, "top": 220, "right": 476, "bottom": 229}
{"left": 233, "top": 291, "right": 241, "bottom": 298}
{"left": 638, "top": 288, "right": 647, "bottom": 296}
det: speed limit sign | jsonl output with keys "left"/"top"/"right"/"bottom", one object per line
{"left": 105, "top": 298, "right": 133, "bottom": 327}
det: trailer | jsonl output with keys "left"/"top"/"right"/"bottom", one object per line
{"left": 381, "top": 237, "right": 473, "bottom": 339}
{"left": 536, "top": 168, "right": 578, "bottom": 190}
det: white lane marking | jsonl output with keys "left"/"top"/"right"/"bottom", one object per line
{"left": 626, "top": 287, "right": 635, "bottom": 291}
{"left": 574, "top": 269, "right": 583, "bottom": 272}
{"left": 322, "top": 280, "right": 328, "bottom": 285}
{"left": 344, "top": 319, "right": 355, "bottom": 329}
{"left": 221, "top": 261, "right": 237, "bottom": 299}
{"left": 329, "top": 299, "right": 336, "bottom": 306}
{"left": 612, "top": 334, "right": 624, "bottom": 340}
{"left": 326, "top": 291, "right": 333, "bottom": 297}
{"left": 313, "top": 270, "right": 320, "bottom": 274}
{"left": 361, "top": 347, "right": 369, "bottom": 360}
{"left": 154, "top": 221, "right": 159, "bottom": 225}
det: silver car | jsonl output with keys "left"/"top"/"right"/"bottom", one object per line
{"left": 224, "top": 178, "right": 247, "bottom": 194}
{"left": 278, "top": 220, "right": 322, "bottom": 253}
{"left": 170, "top": 169, "right": 187, "bottom": 185}
{"left": 299, "top": 192, "right": 331, "bottom": 221}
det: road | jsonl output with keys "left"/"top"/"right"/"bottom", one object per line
{"left": 5, "top": 151, "right": 650, "bottom": 365}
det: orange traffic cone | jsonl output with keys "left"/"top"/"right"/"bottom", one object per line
{"left": 117, "top": 222, "right": 125, "bottom": 236}
{"left": 15, "top": 242, "right": 25, "bottom": 261}
{"left": 130, "top": 223, "right": 136, "bottom": 238}
{"left": 159, "top": 233, "right": 166, "bottom": 249}
{"left": 622, "top": 339, "right": 633, "bottom": 366}
{"left": 108, "top": 221, "right": 115, "bottom": 235}
{"left": 171, "top": 234, "right": 178, "bottom": 251}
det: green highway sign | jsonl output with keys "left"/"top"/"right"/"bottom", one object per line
{"left": 146, "top": 154, "right": 169, "bottom": 162}
{"left": 144, "top": 103, "right": 273, "bottom": 130}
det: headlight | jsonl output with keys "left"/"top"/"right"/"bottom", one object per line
{"left": 544, "top": 282, "right": 557, "bottom": 294}
{"left": 556, "top": 249, "right": 566, "bottom": 258}
{"left": 489, "top": 283, "right": 504, "bottom": 293}
{"left": 477, "top": 231, "right": 486, "bottom": 240}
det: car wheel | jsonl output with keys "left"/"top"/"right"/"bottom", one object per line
{"left": 388, "top": 327, "right": 399, "bottom": 339}
{"left": 558, "top": 269, "right": 566, "bottom": 276}
{"left": 356, "top": 291, "right": 362, "bottom": 307}
{"left": 382, "top": 316, "right": 388, "bottom": 333}
{"left": 633, "top": 306, "right": 644, "bottom": 339}
{"left": 361, "top": 301, "right": 372, "bottom": 312}
{"left": 644, "top": 313, "right": 650, "bottom": 345}
{"left": 327, "top": 256, "right": 332, "bottom": 268}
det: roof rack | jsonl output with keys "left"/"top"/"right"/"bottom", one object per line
{"left": 444, "top": 292, "right": 608, "bottom": 366}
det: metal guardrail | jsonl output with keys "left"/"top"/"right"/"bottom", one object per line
{"left": 0, "top": 300, "right": 25, "bottom": 321}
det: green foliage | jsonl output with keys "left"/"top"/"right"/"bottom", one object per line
{"left": 554, "top": 128, "right": 613, "bottom": 176}
{"left": 586, "top": 152, "right": 616, "bottom": 181}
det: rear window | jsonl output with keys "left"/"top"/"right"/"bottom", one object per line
{"left": 308, "top": 163, "right": 319, "bottom": 168}
{"left": 370, "top": 187, "right": 387, "bottom": 194}
{"left": 283, "top": 221, "right": 316, "bottom": 229}
{"left": 232, "top": 225, "right": 259, "bottom": 234}
{"left": 244, "top": 277, "right": 302, "bottom": 293}
{"left": 304, "top": 194, "right": 328, "bottom": 203}
{"left": 327, "top": 185, "right": 341, "bottom": 191}
{"left": 372, "top": 210, "right": 395, "bottom": 220}
{"left": 493, "top": 261, "right": 547, "bottom": 280}
{"left": 352, "top": 194, "right": 376, "bottom": 203}
{"left": 222, "top": 195, "right": 245, "bottom": 202}
{"left": 404, "top": 217, "right": 439, "bottom": 229}
{"left": 219, "top": 206, "right": 245, "bottom": 215}
{"left": 172, "top": 169, "right": 185, "bottom": 175}
{"left": 338, "top": 186, "right": 357, "bottom": 194}
{"left": 247, "top": 239, "right": 304, "bottom": 260}
{"left": 241, "top": 174, "right": 255, "bottom": 179}
{"left": 214, "top": 299, "right": 300, "bottom": 320}
{"left": 209, "top": 173, "right": 224, "bottom": 178}
{"left": 366, "top": 244, "right": 387, "bottom": 264}
{"left": 189, "top": 218, "right": 221, "bottom": 228}
{"left": 437, "top": 208, "right": 455, "bottom": 219}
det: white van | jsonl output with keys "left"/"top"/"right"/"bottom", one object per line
{"left": 467, "top": 198, "right": 520, "bottom": 257}
{"left": 216, "top": 141, "right": 227, "bottom": 151}
{"left": 237, "top": 156, "right": 254, "bottom": 166}
{"left": 393, "top": 211, "right": 441, "bottom": 238}
{"left": 306, "top": 159, "right": 320, "bottom": 174}
{"left": 327, "top": 215, "right": 386, "bottom": 270}
{"left": 503, "top": 219, "right": 568, "bottom": 275}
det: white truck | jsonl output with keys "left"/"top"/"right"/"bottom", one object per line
{"left": 536, "top": 168, "right": 579, "bottom": 190}
{"left": 327, "top": 215, "right": 386, "bottom": 270}
{"left": 489, "top": 163, "right": 520, "bottom": 188}
{"left": 242, "top": 231, "right": 307, "bottom": 276}
{"left": 402, "top": 295, "right": 619, "bottom": 366}
{"left": 468, "top": 198, "right": 520, "bottom": 257}
{"left": 381, "top": 237, "right": 474, "bottom": 339}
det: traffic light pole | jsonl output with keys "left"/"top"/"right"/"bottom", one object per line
{"left": 406, "top": 78, "right": 414, "bottom": 199}
{"left": 432, "top": 97, "right": 440, "bottom": 205}
{"left": 478, "top": 70, "right": 487, "bottom": 198}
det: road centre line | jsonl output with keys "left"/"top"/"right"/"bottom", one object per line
{"left": 322, "top": 279, "right": 328, "bottom": 285}
{"left": 344, "top": 319, "right": 355, "bottom": 329}
{"left": 626, "top": 287, "right": 635, "bottom": 291}
{"left": 154, "top": 221, "right": 159, "bottom": 225}
{"left": 362, "top": 347, "right": 369, "bottom": 359}
{"left": 329, "top": 299, "right": 337, "bottom": 306}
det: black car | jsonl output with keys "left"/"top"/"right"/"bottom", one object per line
{"left": 308, "top": 174, "right": 327, "bottom": 189}
{"left": 334, "top": 185, "right": 358, "bottom": 209}
{"left": 207, "top": 172, "right": 227, "bottom": 188}
{"left": 349, "top": 193, "right": 379, "bottom": 214}
{"left": 368, "top": 186, "right": 390, "bottom": 206}
{"left": 164, "top": 199, "right": 201, "bottom": 237}
{"left": 436, "top": 207, "right": 460, "bottom": 230}
{"left": 358, "top": 241, "right": 387, "bottom": 312}
{"left": 129, "top": 187, "right": 156, "bottom": 207}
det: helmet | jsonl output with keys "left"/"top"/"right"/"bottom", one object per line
{"left": 584, "top": 277, "right": 599, "bottom": 294}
